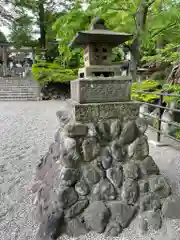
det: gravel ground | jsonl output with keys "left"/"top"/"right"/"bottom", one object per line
{"left": 0, "top": 100, "right": 180, "bottom": 240}
{"left": 0, "top": 100, "right": 69, "bottom": 240}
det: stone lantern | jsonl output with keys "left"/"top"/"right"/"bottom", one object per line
{"left": 34, "top": 17, "right": 177, "bottom": 240}
{"left": 69, "top": 18, "right": 138, "bottom": 119}
{"left": 70, "top": 18, "right": 133, "bottom": 78}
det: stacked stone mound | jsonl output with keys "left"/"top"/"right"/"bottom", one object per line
{"left": 32, "top": 111, "right": 177, "bottom": 240}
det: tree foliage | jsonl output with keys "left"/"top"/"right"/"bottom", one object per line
{"left": 9, "top": 15, "right": 36, "bottom": 48}
{"left": 8, "top": 0, "right": 73, "bottom": 61}
{"left": 53, "top": 0, "right": 180, "bottom": 70}
{"left": 10, "top": 0, "right": 74, "bottom": 46}
{"left": 6, "top": 0, "right": 180, "bottom": 73}
{"left": 142, "top": 44, "right": 180, "bottom": 64}
{"left": 53, "top": 2, "right": 90, "bottom": 63}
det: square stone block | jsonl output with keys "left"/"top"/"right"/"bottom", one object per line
{"left": 78, "top": 65, "right": 121, "bottom": 78}
{"left": 68, "top": 100, "right": 140, "bottom": 123}
{"left": 71, "top": 77, "right": 131, "bottom": 104}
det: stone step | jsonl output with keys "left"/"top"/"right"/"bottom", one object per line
{"left": 0, "top": 79, "right": 37, "bottom": 82}
{"left": 0, "top": 89, "right": 38, "bottom": 93}
{"left": 0, "top": 85, "right": 38, "bottom": 88}
{"left": 0, "top": 98, "right": 39, "bottom": 101}
{"left": 0, "top": 84, "right": 38, "bottom": 87}
{"left": 0, "top": 93, "right": 38, "bottom": 97}
{"left": 0, "top": 78, "right": 40, "bottom": 101}
{"left": 0, "top": 84, "right": 38, "bottom": 86}
{"left": 0, "top": 96, "right": 39, "bottom": 101}
{"left": 0, "top": 82, "right": 38, "bottom": 86}
{"left": 0, "top": 90, "right": 39, "bottom": 94}
{"left": 0, "top": 89, "right": 39, "bottom": 93}
{"left": 0, "top": 88, "right": 38, "bottom": 91}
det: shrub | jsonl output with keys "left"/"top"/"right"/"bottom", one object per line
{"left": 131, "top": 80, "right": 162, "bottom": 103}
{"left": 32, "top": 62, "right": 78, "bottom": 85}
{"left": 175, "top": 128, "right": 180, "bottom": 139}
{"left": 162, "top": 84, "right": 180, "bottom": 104}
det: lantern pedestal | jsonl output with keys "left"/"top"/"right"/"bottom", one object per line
{"left": 70, "top": 76, "right": 131, "bottom": 104}
{"left": 68, "top": 99, "right": 139, "bottom": 123}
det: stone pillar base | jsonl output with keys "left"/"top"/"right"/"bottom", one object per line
{"left": 68, "top": 99, "right": 140, "bottom": 123}
{"left": 70, "top": 77, "right": 131, "bottom": 104}
{"left": 32, "top": 108, "right": 176, "bottom": 240}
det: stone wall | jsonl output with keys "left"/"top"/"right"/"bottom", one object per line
{"left": 32, "top": 109, "right": 179, "bottom": 240}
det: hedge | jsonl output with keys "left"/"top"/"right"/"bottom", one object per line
{"left": 32, "top": 62, "right": 78, "bottom": 85}
{"left": 131, "top": 80, "right": 180, "bottom": 104}
{"left": 131, "top": 80, "right": 162, "bottom": 103}
{"left": 162, "top": 84, "right": 180, "bottom": 103}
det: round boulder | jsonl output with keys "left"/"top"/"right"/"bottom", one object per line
{"left": 121, "top": 179, "right": 139, "bottom": 205}
{"left": 60, "top": 149, "right": 81, "bottom": 168}
{"left": 82, "top": 137, "right": 100, "bottom": 162}
{"left": 84, "top": 201, "right": 110, "bottom": 233}
{"left": 106, "top": 164, "right": 123, "bottom": 188}
{"left": 92, "top": 179, "right": 116, "bottom": 201}
{"left": 149, "top": 175, "right": 171, "bottom": 199}
{"left": 120, "top": 120, "right": 139, "bottom": 145}
{"left": 108, "top": 201, "right": 136, "bottom": 228}
{"left": 140, "top": 156, "right": 159, "bottom": 175}
{"left": 83, "top": 165, "right": 101, "bottom": 186}
{"left": 123, "top": 162, "right": 139, "bottom": 180}
{"left": 101, "top": 147, "right": 113, "bottom": 169}
{"left": 110, "top": 119, "right": 122, "bottom": 139}
{"left": 105, "top": 221, "right": 122, "bottom": 237}
{"left": 96, "top": 121, "right": 111, "bottom": 142}
{"left": 140, "top": 210, "right": 162, "bottom": 232}
{"left": 60, "top": 167, "right": 80, "bottom": 186}
{"left": 140, "top": 193, "right": 161, "bottom": 212}
{"left": 135, "top": 117, "right": 148, "bottom": 134}
{"left": 66, "top": 199, "right": 89, "bottom": 219}
{"left": 128, "top": 135, "right": 149, "bottom": 160}
{"left": 138, "top": 179, "right": 149, "bottom": 195}
{"left": 75, "top": 178, "right": 89, "bottom": 196}
{"left": 58, "top": 186, "right": 78, "bottom": 209}
{"left": 111, "top": 141, "right": 125, "bottom": 162}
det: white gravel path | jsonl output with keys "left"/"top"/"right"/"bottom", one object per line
{"left": 0, "top": 100, "right": 69, "bottom": 240}
{"left": 0, "top": 100, "right": 180, "bottom": 240}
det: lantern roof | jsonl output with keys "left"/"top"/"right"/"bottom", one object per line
{"left": 70, "top": 17, "right": 133, "bottom": 48}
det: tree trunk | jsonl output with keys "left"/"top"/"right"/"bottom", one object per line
{"left": 130, "top": 0, "right": 154, "bottom": 81}
{"left": 130, "top": 37, "right": 140, "bottom": 81}
{"left": 38, "top": 0, "right": 46, "bottom": 49}
{"left": 155, "top": 0, "right": 163, "bottom": 49}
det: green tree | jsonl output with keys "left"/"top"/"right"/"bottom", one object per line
{"left": 13, "top": 0, "right": 75, "bottom": 50}
{"left": 53, "top": 0, "right": 180, "bottom": 79}
{"left": 53, "top": 1, "right": 90, "bottom": 64}
{"left": 8, "top": 0, "right": 74, "bottom": 62}
{"left": 9, "top": 10, "right": 62, "bottom": 62}
{"left": 9, "top": 15, "right": 37, "bottom": 48}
